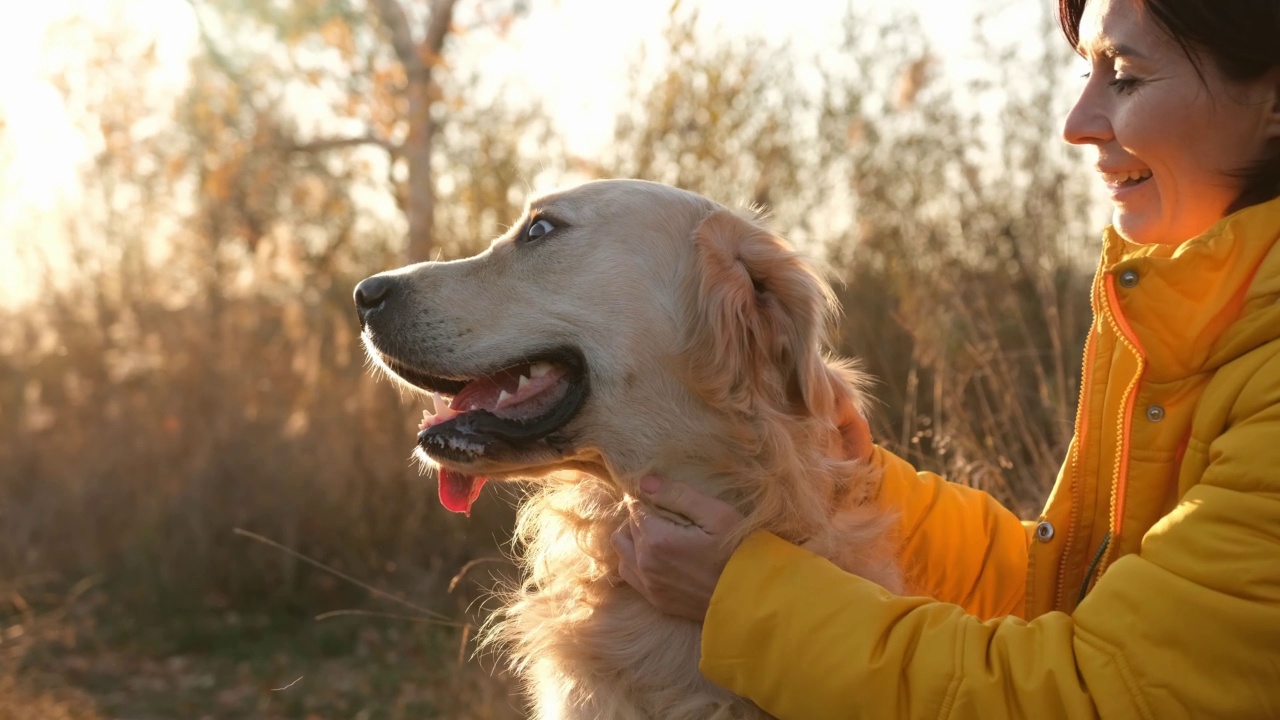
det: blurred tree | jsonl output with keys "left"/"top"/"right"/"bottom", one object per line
{"left": 186, "top": 0, "right": 540, "bottom": 263}
{"left": 600, "top": 7, "right": 821, "bottom": 250}
{"left": 0, "top": 0, "right": 557, "bottom": 615}
{"left": 367, "top": 0, "right": 456, "bottom": 261}
{"left": 812, "top": 9, "right": 1096, "bottom": 516}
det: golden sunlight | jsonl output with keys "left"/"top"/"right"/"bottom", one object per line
{"left": 0, "top": 0, "right": 1009, "bottom": 306}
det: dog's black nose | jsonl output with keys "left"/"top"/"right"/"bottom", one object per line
{"left": 354, "top": 275, "right": 394, "bottom": 323}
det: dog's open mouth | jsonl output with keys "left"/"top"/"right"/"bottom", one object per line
{"left": 379, "top": 350, "right": 587, "bottom": 514}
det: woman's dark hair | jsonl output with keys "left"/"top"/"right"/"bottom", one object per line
{"left": 1059, "top": 0, "right": 1280, "bottom": 212}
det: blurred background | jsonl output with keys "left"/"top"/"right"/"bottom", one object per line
{"left": 0, "top": 0, "right": 1105, "bottom": 717}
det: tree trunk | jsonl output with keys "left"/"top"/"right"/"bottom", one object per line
{"left": 405, "top": 74, "right": 436, "bottom": 262}
{"left": 371, "top": 0, "right": 458, "bottom": 263}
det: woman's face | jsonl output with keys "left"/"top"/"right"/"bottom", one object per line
{"left": 1063, "top": 0, "right": 1279, "bottom": 245}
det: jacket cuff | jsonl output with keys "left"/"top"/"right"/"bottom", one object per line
{"left": 699, "top": 530, "right": 892, "bottom": 700}
{"left": 699, "top": 530, "right": 785, "bottom": 683}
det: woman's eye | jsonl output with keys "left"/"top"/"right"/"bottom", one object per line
{"left": 1109, "top": 77, "right": 1141, "bottom": 93}
{"left": 525, "top": 218, "right": 556, "bottom": 242}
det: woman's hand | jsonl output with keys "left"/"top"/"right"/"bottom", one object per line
{"left": 836, "top": 392, "right": 875, "bottom": 464}
{"left": 613, "top": 403, "right": 872, "bottom": 621}
{"left": 611, "top": 476, "right": 745, "bottom": 622}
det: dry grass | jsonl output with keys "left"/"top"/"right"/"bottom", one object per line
{"left": 0, "top": 262, "right": 530, "bottom": 716}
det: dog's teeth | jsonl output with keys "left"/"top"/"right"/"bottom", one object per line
{"left": 427, "top": 392, "right": 456, "bottom": 423}
{"left": 517, "top": 375, "right": 531, "bottom": 391}
{"left": 497, "top": 389, "right": 513, "bottom": 407}
{"left": 530, "top": 362, "right": 551, "bottom": 378}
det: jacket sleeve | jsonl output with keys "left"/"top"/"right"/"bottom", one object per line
{"left": 700, "top": 532, "right": 1096, "bottom": 719}
{"left": 871, "top": 445, "right": 1029, "bottom": 619}
{"left": 699, "top": 384, "right": 1280, "bottom": 719}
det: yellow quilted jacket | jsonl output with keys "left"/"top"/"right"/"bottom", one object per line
{"left": 701, "top": 195, "right": 1280, "bottom": 719}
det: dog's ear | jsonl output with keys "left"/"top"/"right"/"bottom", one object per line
{"left": 682, "top": 209, "right": 842, "bottom": 419}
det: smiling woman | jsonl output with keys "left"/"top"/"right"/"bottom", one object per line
{"left": 1062, "top": 0, "right": 1280, "bottom": 244}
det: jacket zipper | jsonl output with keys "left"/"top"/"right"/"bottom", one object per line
{"left": 1089, "top": 273, "right": 1148, "bottom": 597}
{"left": 1076, "top": 531, "right": 1111, "bottom": 606}
{"left": 1103, "top": 273, "right": 1148, "bottom": 534}
{"left": 1052, "top": 268, "right": 1103, "bottom": 612}
{"left": 1053, "top": 334, "right": 1093, "bottom": 611}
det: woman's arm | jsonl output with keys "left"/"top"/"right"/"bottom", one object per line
{"left": 871, "top": 445, "right": 1030, "bottom": 619}
{"left": 612, "top": 445, "right": 1031, "bottom": 623}
{"left": 700, "top": 531, "right": 1096, "bottom": 720}
{"left": 700, "top": 432, "right": 1280, "bottom": 719}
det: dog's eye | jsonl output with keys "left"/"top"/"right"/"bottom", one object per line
{"left": 524, "top": 218, "right": 556, "bottom": 243}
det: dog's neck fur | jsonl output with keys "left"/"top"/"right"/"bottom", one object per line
{"left": 633, "top": 364, "right": 873, "bottom": 548}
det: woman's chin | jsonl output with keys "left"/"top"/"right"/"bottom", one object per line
{"left": 1111, "top": 212, "right": 1159, "bottom": 245}
{"left": 1112, "top": 196, "right": 1236, "bottom": 246}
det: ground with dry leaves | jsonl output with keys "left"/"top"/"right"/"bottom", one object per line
{"left": 1, "top": 583, "right": 524, "bottom": 720}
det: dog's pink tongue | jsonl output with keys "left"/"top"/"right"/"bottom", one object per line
{"left": 438, "top": 468, "right": 486, "bottom": 516}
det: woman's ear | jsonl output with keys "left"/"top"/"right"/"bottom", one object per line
{"left": 680, "top": 209, "right": 839, "bottom": 418}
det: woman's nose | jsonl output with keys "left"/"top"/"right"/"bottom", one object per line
{"left": 1062, "top": 80, "right": 1113, "bottom": 147}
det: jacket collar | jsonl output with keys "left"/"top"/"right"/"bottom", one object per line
{"left": 1098, "top": 195, "right": 1280, "bottom": 383}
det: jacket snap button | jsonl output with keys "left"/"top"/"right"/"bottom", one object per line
{"left": 1146, "top": 405, "right": 1166, "bottom": 422}
{"left": 1035, "top": 521, "right": 1055, "bottom": 542}
{"left": 1119, "top": 269, "right": 1139, "bottom": 288}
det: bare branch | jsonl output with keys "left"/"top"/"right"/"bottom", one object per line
{"left": 369, "top": 0, "right": 421, "bottom": 73}
{"left": 288, "top": 134, "right": 398, "bottom": 154}
{"left": 423, "top": 0, "right": 460, "bottom": 70}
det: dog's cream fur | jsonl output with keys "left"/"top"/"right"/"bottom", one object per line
{"left": 360, "top": 180, "right": 902, "bottom": 719}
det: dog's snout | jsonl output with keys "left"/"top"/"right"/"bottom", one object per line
{"left": 354, "top": 275, "right": 395, "bottom": 323}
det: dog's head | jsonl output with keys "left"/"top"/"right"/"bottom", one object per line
{"left": 355, "top": 179, "right": 851, "bottom": 515}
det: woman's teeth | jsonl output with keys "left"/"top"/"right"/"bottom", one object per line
{"left": 1102, "top": 169, "right": 1153, "bottom": 186}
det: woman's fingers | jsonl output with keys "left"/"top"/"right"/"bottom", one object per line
{"left": 835, "top": 391, "right": 875, "bottom": 463}
{"left": 638, "top": 476, "right": 740, "bottom": 532}
{"left": 611, "top": 521, "right": 643, "bottom": 589}
{"left": 609, "top": 481, "right": 746, "bottom": 622}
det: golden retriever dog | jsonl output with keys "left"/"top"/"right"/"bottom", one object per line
{"left": 354, "top": 179, "right": 902, "bottom": 719}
